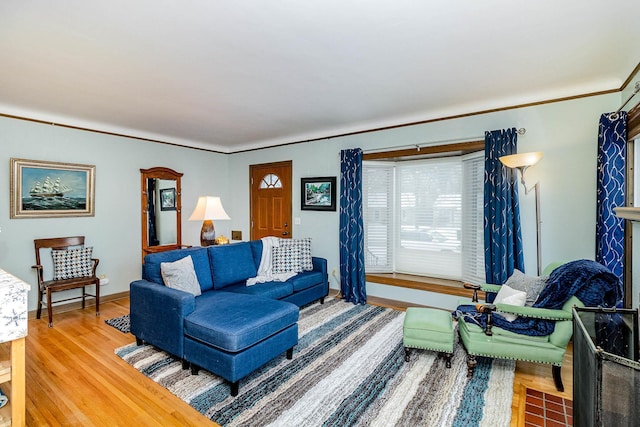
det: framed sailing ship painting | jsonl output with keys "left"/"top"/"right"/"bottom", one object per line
{"left": 10, "top": 158, "right": 96, "bottom": 218}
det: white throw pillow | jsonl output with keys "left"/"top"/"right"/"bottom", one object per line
{"left": 493, "top": 284, "right": 527, "bottom": 322}
{"left": 504, "top": 269, "right": 548, "bottom": 306}
{"left": 160, "top": 255, "right": 201, "bottom": 296}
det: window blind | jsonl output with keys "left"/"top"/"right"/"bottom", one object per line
{"left": 395, "top": 158, "right": 462, "bottom": 279}
{"left": 461, "top": 151, "right": 486, "bottom": 284}
{"left": 363, "top": 163, "right": 394, "bottom": 272}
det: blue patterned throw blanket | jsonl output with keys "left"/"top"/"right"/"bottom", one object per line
{"left": 456, "top": 259, "right": 622, "bottom": 336}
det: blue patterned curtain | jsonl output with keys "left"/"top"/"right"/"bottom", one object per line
{"left": 484, "top": 128, "right": 525, "bottom": 288}
{"left": 596, "top": 112, "right": 627, "bottom": 287}
{"left": 339, "top": 148, "right": 366, "bottom": 304}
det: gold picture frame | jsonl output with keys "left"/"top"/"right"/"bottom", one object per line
{"left": 10, "top": 158, "right": 96, "bottom": 218}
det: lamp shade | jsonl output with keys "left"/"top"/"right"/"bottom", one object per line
{"left": 188, "top": 196, "right": 230, "bottom": 221}
{"left": 499, "top": 151, "right": 543, "bottom": 168}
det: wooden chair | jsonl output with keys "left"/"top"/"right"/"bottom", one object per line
{"left": 32, "top": 236, "right": 100, "bottom": 327}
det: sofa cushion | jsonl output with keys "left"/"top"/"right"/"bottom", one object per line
{"left": 185, "top": 291, "right": 299, "bottom": 352}
{"left": 288, "top": 271, "right": 324, "bottom": 292}
{"left": 209, "top": 242, "right": 258, "bottom": 289}
{"left": 249, "top": 240, "right": 263, "bottom": 268}
{"left": 160, "top": 255, "right": 201, "bottom": 296}
{"left": 223, "top": 281, "right": 294, "bottom": 300}
{"left": 143, "top": 247, "right": 213, "bottom": 292}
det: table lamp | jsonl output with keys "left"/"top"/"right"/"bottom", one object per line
{"left": 188, "top": 196, "right": 230, "bottom": 246}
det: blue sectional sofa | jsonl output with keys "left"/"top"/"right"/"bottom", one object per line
{"left": 130, "top": 240, "right": 328, "bottom": 395}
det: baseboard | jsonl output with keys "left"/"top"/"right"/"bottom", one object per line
{"left": 31, "top": 289, "right": 436, "bottom": 320}
{"left": 328, "top": 288, "right": 444, "bottom": 312}
{"left": 28, "top": 290, "right": 130, "bottom": 320}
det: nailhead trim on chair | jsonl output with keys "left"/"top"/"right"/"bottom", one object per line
{"left": 464, "top": 350, "right": 562, "bottom": 366}
{"left": 406, "top": 344, "right": 453, "bottom": 352}
{"left": 496, "top": 311, "right": 570, "bottom": 321}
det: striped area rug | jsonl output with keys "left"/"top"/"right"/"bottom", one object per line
{"left": 116, "top": 298, "right": 515, "bottom": 426}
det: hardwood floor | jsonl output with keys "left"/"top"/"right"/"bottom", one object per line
{"left": 9, "top": 296, "right": 572, "bottom": 426}
{"left": 15, "top": 299, "right": 214, "bottom": 427}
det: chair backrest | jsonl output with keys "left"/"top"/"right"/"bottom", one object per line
{"left": 542, "top": 261, "right": 566, "bottom": 276}
{"left": 34, "top": 236, "right": 86, "bottom": 268}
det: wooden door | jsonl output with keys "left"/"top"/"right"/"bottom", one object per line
{"left": 250, "top": 161, "right": 292, "bottom": 240}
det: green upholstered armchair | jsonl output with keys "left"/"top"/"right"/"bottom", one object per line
{"left": 457, "top": 262, "right": 580, "bottom": 392}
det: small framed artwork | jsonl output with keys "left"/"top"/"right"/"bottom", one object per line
{"left": 159, "top": 188, "right": 177, "bottom": 211}
{"left": 10, "top": 158, "right": 96, "bottom": 218}
{"left": 301, "top": 176, "right": 336, "bottom": 211}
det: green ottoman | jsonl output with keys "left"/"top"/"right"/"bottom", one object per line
{"left": 403, "top": 307, "right": 454, "bottom": 368}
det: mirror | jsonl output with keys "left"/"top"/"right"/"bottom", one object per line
{"left": 141, "top": 167, "right": 183, "bottom": 261}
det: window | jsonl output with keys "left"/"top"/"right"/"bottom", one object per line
{"left": 259, "top": 173, "right": 282, "bottom": 189}
{"left": 363, "top": 151, "right": 485, "bottom": 284}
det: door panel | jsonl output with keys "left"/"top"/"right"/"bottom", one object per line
{"left": 250, "top": 161, "right": 292, "bottom": 240}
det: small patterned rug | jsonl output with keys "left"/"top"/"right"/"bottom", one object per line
{"left": 116, "top": 299, "right": 515, "bottom": 426}
{"left": 105, "top": 314, "right": 130, "bottom": 333}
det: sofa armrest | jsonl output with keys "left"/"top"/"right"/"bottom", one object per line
{"left": 129, "top": 279, "right": 196, "bottom": 358}
{"left": 312, "top": 257, "right": 327, "bottom": 277}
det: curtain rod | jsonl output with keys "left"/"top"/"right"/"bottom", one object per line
{"left": 609, "top": 81, "right": 640, "bottom": 120}
{"left": 362, "top": 128, "right": 526, "bottom": 154}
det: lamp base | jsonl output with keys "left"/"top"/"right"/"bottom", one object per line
{"left": 200, "top": 220, "right": 216, "bottom": 247}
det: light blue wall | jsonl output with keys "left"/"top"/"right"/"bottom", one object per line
{"left": 0, "top": 116, "right": 229, "bottom": 312}
{"left": 0, "top": 89, "right": 627, "bottom": 313}
{"left": 229, "top": 92, "right": 620, "bottom": 309}
{"left": 623, "top": 67, "right": 640, "bottom": 310}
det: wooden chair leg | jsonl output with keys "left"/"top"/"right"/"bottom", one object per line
{"left": 47, "top": 290, "right": 53, "bottom": 327}
{"left": 404, "top": 347, "right": 411, "bottom": 362}
{"left": 95, "top": 280, "right": 100, "bottom": 316}
{"left": 442, "top": 352, "right": 452, "bottom": 368}
{"left": 466, "top": 354, "right": 477, "bottom": 378}
{"left": 82, "top": 286, "right": 86, "bottom": 309}
{"left": 552, "top": 365, "right": 564, "bottom": 392}
{"left": 36, "top": 287, "right": 43, "bottom": 320}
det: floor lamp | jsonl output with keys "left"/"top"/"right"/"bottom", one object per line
{"left": 499, "top": 152, "right": 544, "bottom": 275}
{"left": 188, "top": 196, "right": 231, "bottom": 246}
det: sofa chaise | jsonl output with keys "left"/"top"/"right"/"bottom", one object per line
{"left": 130, "top": 239, "right": 328, "bottom": 395}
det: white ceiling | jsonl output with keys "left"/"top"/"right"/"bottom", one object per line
{"left": 1, "top": 1, "right": 639, "bottom": 153}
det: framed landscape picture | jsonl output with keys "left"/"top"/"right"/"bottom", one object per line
{"left": 159, "top": 188, "right": 176, "bottom": 211}
{"left": 301, "top": 176, "right": 336, "bottom": 211}
{"left": 10, "top": 158, "right": 96, "bottom": 218}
